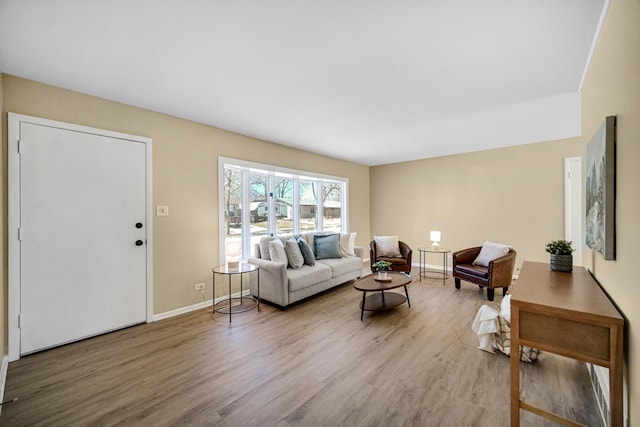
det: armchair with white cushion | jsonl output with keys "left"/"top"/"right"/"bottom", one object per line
{"left": 452, "top": 241, "right": 516, "bottom": 301}
{"left": 369, "top": 235, "right": 412, "bottom": 274}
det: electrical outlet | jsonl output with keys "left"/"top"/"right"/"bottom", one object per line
{"left": 194, "top": 282, "right": 205, "bottom": 291}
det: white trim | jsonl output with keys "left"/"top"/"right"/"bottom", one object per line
{"left": 153, "top": 289, "right": 250, "bottom": 321}
{"left": 564, "top": 156, "right": 583, "bottom": 266}
{"left": 564, "top": 157, "right": 573, "bottom": 241}
{"left": 218, "top": 156, "right": 347, "bottom": 182}
{"left": 218, "top": 156, "right": 349, "bottom": 264}
{"left": 588, "top": 363, "right": 610, "bottom": 427}
{"left": 7, "top": 113, "right": 154, "bottom": 362}
{"left": 578, "top": 0, "right": 611, "bottom": 92}
{"left": 0, "top": 356, "right": 8, "bottom": 416}
{"left": 342, "top": 179, "right": 350, "bottom": 233}
{"left": 217, "top": 158, "right": 227, "bottom": 268}
{"left": 7, "top": 115, "right": 21, "bottom": 362}
{"left": 412, "top": 261, "right": 452, "bottom": 272}
{"left": 145, "top": 135, "right": 154, "bottom": 323}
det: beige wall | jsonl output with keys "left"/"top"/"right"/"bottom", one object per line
{"left": 370, "top": 138, "right": 582, "bottom": 273}
{"left": 0, "top": 76, "right": 370, "bottom": 319}
{"left": 580, "top": 0, "right": 640, "bottom": 418}
{"left": 371, "top": 0, "right": 640, "bottom": 418}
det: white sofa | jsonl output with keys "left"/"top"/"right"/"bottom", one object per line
{"left": 248, "top": 232, "right": 363, "bottom": 308}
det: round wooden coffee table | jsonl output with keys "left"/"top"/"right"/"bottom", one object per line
{"left": 353, "top": 272, "right": 412, "bottom": 320}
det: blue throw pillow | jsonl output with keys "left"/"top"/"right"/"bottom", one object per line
{"left": 297, "top": 237, "right": 316, "bottom": 266}
{"left": 314, "top": 233, "right": 342, "bottom": 259}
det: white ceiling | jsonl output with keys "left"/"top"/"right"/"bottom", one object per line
{"left": 0, "top": 0, "right": 607, "bottom": 166}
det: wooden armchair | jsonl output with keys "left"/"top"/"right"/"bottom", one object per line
{"left": 369, "top": 240, "right": 412, "bottom": 274}
{"left": 452, "top": 246, "right": 516, "bottom": 301}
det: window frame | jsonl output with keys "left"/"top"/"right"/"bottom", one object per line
{"left": 218, "top": 157, "right": 349, "bottom": 264}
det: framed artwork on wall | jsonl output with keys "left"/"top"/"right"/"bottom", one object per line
{"left": 585, "top": 116, "right": 616, "bottom": 260}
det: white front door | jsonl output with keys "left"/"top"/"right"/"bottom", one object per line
{"left": 14, "top": 118, "right": 149, "bottom": 356}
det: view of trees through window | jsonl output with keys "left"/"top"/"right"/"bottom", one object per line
{"left": 221, "top": 160, "right": 347, "bottom": 262}
{"left": 223, "top": 167, "right": 242, "bottom": 260}
{"left": 322, "top": 182, "right": 342, "bottom": 233}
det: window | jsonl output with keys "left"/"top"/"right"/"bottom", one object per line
{"left": 322, "top": 181, "right": 342, "bottom": 233}
{"left": 274, "top": 176, "right": 294, "bottom": 235}
{"left": 219, "top": 158, "right": 348, "bottom": 263}
{"left": 299, "top": 180, "right": 317, "bottom": 232}
{"left": 222, "top": 166, "right": 242, "bottom": 261}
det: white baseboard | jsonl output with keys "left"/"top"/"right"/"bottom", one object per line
{"left": 412, "top": 261, "right": 452, "bottom": 272}
{"left": 589, "top": 363, "right": 611, "bottom": 427}
{"left": 0, "top": 355, "right": 8, "bottom": 416}
{"left": 153, "top": 289, "right": 251, "bottom": 321}
{"left": 588, "top": 362, "right": 630, "bottom": 427}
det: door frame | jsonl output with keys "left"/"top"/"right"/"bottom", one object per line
{"left": 564, "top": 156, "right": 582, "bottom": 266}
{"left": 7, "top": 113, "right": 154, "bottom": 362}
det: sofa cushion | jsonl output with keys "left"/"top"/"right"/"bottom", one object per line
{"left": 269, "top": 239, "right": 288, "bottom": 264}
{"left": 473, "top": 241, "right": 510, "bottom": 267}
{"left": 340, "top": 232, "right": 357, "bottom": 256}
{"left": 297, "top": 237, "right": 316, "bottom": 266}
{"left": 302, "top": 231, "right": 333, "bottom": 253}
{"left": 314, "top": 233, "right": 342, "bottom": 259}
{"left": 316, "top": 255, "right": 362, "bottom": 277}
{"left": 259, "top": 236, "right": 276, "bottom": 260}
{"left": 374, "top": 235, "right": 402, "bottom": 257}
{"left": 285, "top": 238, "right": 304, "bottom": 270}
{"left": 288, "top": 263, "right": 332, "bottom": 292}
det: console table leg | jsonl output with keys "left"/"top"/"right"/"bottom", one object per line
{"left": 510, "top": 306, "right": 520, "bottom": 426}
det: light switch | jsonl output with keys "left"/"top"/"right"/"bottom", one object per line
{"left": 156, "top": 205, "right": 169, "bottom": 216}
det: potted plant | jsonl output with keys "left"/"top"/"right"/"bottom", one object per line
{"left": 373, "top": 260, "right": 392, "bottom": 280}
{"left": 545, "top": 240, "right": 575, "bottom": 272}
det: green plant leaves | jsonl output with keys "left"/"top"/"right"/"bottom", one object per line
{"left": 545, "top": 240, "right": 575, "bottom": 255}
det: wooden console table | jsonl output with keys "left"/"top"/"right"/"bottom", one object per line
{"left": 510, "top": 261, "right": 624, "bottom": 426}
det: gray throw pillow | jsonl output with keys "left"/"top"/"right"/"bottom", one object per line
{"left": 314, "top": 233, "right": 342, "bottom": 259}
{"left": 297, "top": 237, "right": 316, "bottom": 266}
{"left": 285, "top": 238, "right": 304, "bottom": 269}
{"left": 269, "top": 240, "right": 288, "bottom": 264}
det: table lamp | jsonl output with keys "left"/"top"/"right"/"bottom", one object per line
{"left": 430, "top": 230, "right": 441, "bottom": 247}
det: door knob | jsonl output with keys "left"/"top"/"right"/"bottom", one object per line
{"left": 135, "top": 222, "right": 143, "bottom": 229}
{"left": 135, "top": 240, "right": 144, "bottom": 246}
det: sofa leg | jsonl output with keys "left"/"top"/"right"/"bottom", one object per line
{"left": 454, "top": 278, "right": 461, "bottom": 289}
{"left": 487, "top": 288, "right": 495, "bottom": 301}
{"left": 503, "top": 287, "right": 509, "bottom": 296}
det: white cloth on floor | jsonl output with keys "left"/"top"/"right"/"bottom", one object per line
{"left": 471, "top": 304, "right": 500, "bottom": 353}
{"left": 500, "top": 294, "right": 512, "bottom": 323}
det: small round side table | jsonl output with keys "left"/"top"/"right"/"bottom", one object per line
{"left": 212, "top": 263, "right": 260, "bottom": 323}
{"left": 418, "top": 247, "right": 451, "bottom": 285}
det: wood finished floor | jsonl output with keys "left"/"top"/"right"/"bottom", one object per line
{"left": 2, "top": 271, "right": 601, "bottom": 426}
